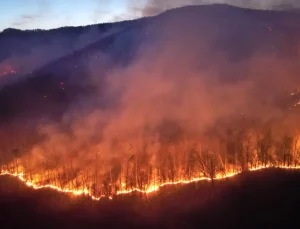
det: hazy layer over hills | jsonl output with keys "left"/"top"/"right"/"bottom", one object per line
{"left": 0, "top": 4, "right": 299, "bottom": 119}
{"left": 0, "top": 5, "right": 300, "bottom": 191}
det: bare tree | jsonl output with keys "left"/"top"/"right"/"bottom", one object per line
{"left": 198, "top": 148, "right": 217, "bottom": 184}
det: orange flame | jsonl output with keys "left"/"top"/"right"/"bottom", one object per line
{"left": 1, "top": 165, "right": 299, "bottom": 200}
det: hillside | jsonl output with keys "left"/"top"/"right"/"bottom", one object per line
{"left": 0, "top": 20, "right": 137, "bottom": 77}
{"left": 0, "top": 5, "right": 300, "bottom": 216}
{"left": 0, "top": 5, "right": 299, "bottom": 173}
{"left": 0, "top": 4, "right": 300, "bottom": 121}
{"left": 0, "top": 168, "right": 300, "bottom": 229}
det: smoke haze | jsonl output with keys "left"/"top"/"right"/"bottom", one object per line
{"left": 1, "top": 5, "right": 300, "bottom": 196}
{"left": 19, "top": 8, "right": 300, "bottom": 169}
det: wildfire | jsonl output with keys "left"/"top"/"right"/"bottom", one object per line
{"left": 0, "top": 132, "right": 299, "bottom": 202}
{"left": 1, "top": 164, "right": 300, "bottom": 200}
{"left": 0, "top": 65, "right": 17, "bottom": 77}
{"left": 0, "top": 170, "right": 108, "bottom": 201}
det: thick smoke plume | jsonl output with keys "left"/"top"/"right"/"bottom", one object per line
{"left": 1, "top": 6, "right": 300, "bottom": 196}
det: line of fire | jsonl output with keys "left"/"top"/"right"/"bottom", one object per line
{"left": 1, "top": 131, "right": 300, "bottom": 200}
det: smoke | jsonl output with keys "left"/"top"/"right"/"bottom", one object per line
{"left": 21, "top": 8, "right": 300, "bottom": 171}
{"left": 1, "top": 4, "right": 300, "bottom": 192}
{"left": 141, "top": 0, "right": 300, "bottom": 16}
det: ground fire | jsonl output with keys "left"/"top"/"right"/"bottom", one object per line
{"left": 1, "top": 132, "right": 300, "bottom": 200}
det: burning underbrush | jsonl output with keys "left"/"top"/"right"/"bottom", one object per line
{"left": 1, "top": 129, "right": 300, "bottom": 200}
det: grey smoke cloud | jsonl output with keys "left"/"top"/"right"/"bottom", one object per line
{"left": 141, "top": 0, "right": 300, "bottom": 16}
{"left": 1, "top": 4, "right": 300, "bottom": 193}
{"left": 25, "top": 9, "right": 300, "bottom": 168}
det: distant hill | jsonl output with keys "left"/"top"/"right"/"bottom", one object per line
{"left": 0, "top": 20, "right": 136, "bottom": 78}
{"left": 0, "top": 4, "right": 300, "bottom": 121}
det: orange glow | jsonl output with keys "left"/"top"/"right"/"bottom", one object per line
{"left": 1, "top": 165, "right": 300, "bottom": 200}
{"left": 0, "top": 65, "right": 17, "bottom": 77}
{"left": 0, "top": 170, "right": 108, "bottom": 201}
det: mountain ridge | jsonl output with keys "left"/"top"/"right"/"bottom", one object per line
{"left": 0, "top": 4, "right": 300, "bottom": 121}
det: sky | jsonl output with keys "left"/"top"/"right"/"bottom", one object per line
{"left": 0, "top": 0, "right": 300, "bottom": 31}
{"left": 0, "top": 0, "right": 147, "bottom": 31}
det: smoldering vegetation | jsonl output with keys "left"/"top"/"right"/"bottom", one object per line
{"left": 1, "top": 5, "right": 300, "bottom": 196}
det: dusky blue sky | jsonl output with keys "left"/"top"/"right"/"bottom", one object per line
{"left": 0, "top": 0, "right": 147, "bottom": 31}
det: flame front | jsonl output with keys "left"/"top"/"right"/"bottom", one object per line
{"left": 1, "top": 132, "right": 300, "bottom": 200}
{"left": 0, "top": 170, "right": 106, "bottom": 200}
{"left": 1, "top": 164, "right": 300, "bottom": 200}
